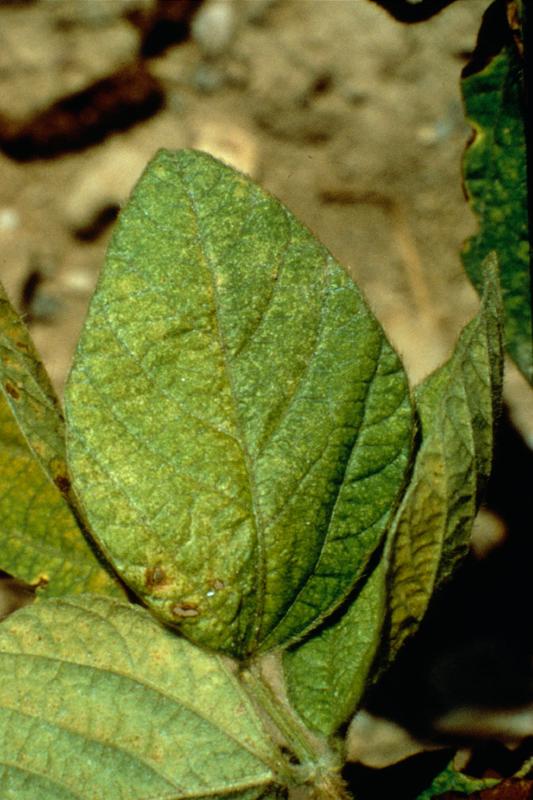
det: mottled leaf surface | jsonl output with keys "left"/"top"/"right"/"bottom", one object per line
{"left": 0, "top": 595, "right": 286, "bottom": 800}
{"left": 65, "top": 149, "right": 413, "bottom": 657}
{"left": 0, "top": 285, "right": 120, "bottom": 597}
{"left": 0, "top": 395, "right": 121, "bottom": 597}
{"left": 462, "top": 12, "right": 531, "bottom": 383}
{"left": 385, "top": 256, "right": 503, "bottom": 661}
{"left": 283, "top": 559, "right": 386, "bottom": 736}
{"left": 0, "top": 283, "right": 69, "bottom": 490}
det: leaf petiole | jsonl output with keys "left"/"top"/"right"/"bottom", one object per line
{"left": 241, "top": 663, "right": 348, "bottom": 800}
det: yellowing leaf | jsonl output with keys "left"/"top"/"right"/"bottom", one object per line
{"left": 65, "top": 149, "right": 414, "bottom": 657}
{"left": 385, "top": 255, "right": 503, "bottom": 660}
{"left": 0, "top": 595, "right": 286, "bottom": 800}
{"left": 0, "top": 286, "right": 121, "bottom": 598}
{"left": 0, "top": 283, "right": 68, "bottom": 492}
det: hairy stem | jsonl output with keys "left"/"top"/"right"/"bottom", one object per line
{"left": 240, "top": 663, "right": 348, "bottom": 799}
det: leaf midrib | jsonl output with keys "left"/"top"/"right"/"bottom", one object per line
{"left": 260, "top": 327, "right": 385, "bottom": 651}
{"left": 177, "top": 167, "right": 270, "bottom": 655}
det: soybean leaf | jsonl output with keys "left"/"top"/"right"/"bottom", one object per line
{"left": 0, "top": 396, "right": 122, "bottom": 598}
{"left": 417, "top": 761, "right": 499, "bottom": 800}
{"left": 0, "top": 288, "right": 121, "bottom": 598}
{"left": 0, "top": 282, "right": 70, "bottom": 492}
{"left": 65, "top": 149, "right": 414, "bottom": 658}
{"left": 0, "top": 595, "right": 287, "bottom": 800}
{"left": 385, "top": 255, "right": 503, "bottom": 662}
{"left": 462, "top": 3, "right": 532, "bottom": 383}
{"left": 283, "top": 558, "right": 386, "bottom": 737}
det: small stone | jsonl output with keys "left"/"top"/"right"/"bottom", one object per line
{"left": 192, "top": 63, "right": 226, "bottom": 94}
{"left": 61, "top": 269, "right": 96, "bottom": 295}
{"left": 28, "top": 292, "right": 62, "bottom": 324}
{"left": 470, "top": 509, "right": 507, "bottom": 559}
{"left": 191, "top": 0, "right": 237, "bottom": 59}
{"left": 0, "top": 208, "right": 20, "bottom": 232}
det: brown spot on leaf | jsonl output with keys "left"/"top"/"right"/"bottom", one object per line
{"left": 145, "top": 565, "right": 167, "bottom": 589}
{"left": 171, "top": 602, "right": 199, "bottom": 618}
{"left": 15, "top": 341, "right": 30, "bottom": 352}
{"left": 54, "top": 475, "right": 71, "bottom": 494}
{"left": 4, "top": 381, "right": 20, "bottom": 400}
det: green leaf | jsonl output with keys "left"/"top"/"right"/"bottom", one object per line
{"left": 65, "top": 148, "right": 414, "bottom": 658}
{"left": 0, "top": 595, "right": 287, "bottom": 800}
{"left": 385, "top": 255, "right": 503, "bottom": 661}
{"left": 461, "top": 6, "right": 532, "bottom": 383}
{"left": 0, "top": 287, "right": 121, "bottom": 598}
{"left": 417, "top": 761, "right": 498, "bottom": 800}
{"left": 0, "top": 282, "right": 70, "bottom": 492}
{"left": 282, "top": 558, "right": 386, "bottom": 737}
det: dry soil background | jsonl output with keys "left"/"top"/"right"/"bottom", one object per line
{"left": 2, "top": 0, "right": 532, "bottom": 448}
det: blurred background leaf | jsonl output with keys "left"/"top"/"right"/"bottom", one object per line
{"left": 462, "top": 0, "right": 532, "bottom": 384}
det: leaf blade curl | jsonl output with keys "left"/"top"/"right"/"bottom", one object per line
{"left": 385, "top": 255, "right": 503, "bottom": 661}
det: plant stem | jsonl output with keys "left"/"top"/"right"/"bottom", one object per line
{"left": 240, "top": 662, "right": 347, "bottom": 800}
{"left": 242, "top": 664, "right": 318, "bottom": 767}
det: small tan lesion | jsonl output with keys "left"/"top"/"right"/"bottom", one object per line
{"left": 144, "top": 565, "right": 168, "bottom": 589}
{"left": 4, "top": 380, "right": 20, "bottom": 400}
{"left": 170, "top": 602, "right": 200, "bottom": 619}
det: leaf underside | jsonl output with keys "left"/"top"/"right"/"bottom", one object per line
{"left": 0, "top": 286, "right": 121, "bottom": 598}
{"left": 462, "top": 12, "right": 532, "bottom": 384}
{"left": 0, "top": 596, "right": 284, "bottom": 800}
{"left": 385, "top": 255, "right": 503, "bottom": 661}
{"left": 65, "top": 148, "right": 414, "bottom": 658}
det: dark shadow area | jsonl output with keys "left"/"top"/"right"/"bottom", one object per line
{"left": 344, "top": 749, "right": 453, "bottom": 800}
{"left": 461, "top": 0, "right": 513, "bottom": 79}
{"left": 129, "top": 0, "right": 202, "bottom": 58}
{"left": 0, "top": 65, "right": 165, "bottom": 161}
{"left": 74, "top": 204, "right": 120, "bottom": 242}
{"left": 0, "top": 570, "right": 36, "bottom": 621}
{"left": 367, "top": 0, "right": 462, "bottom": 24}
